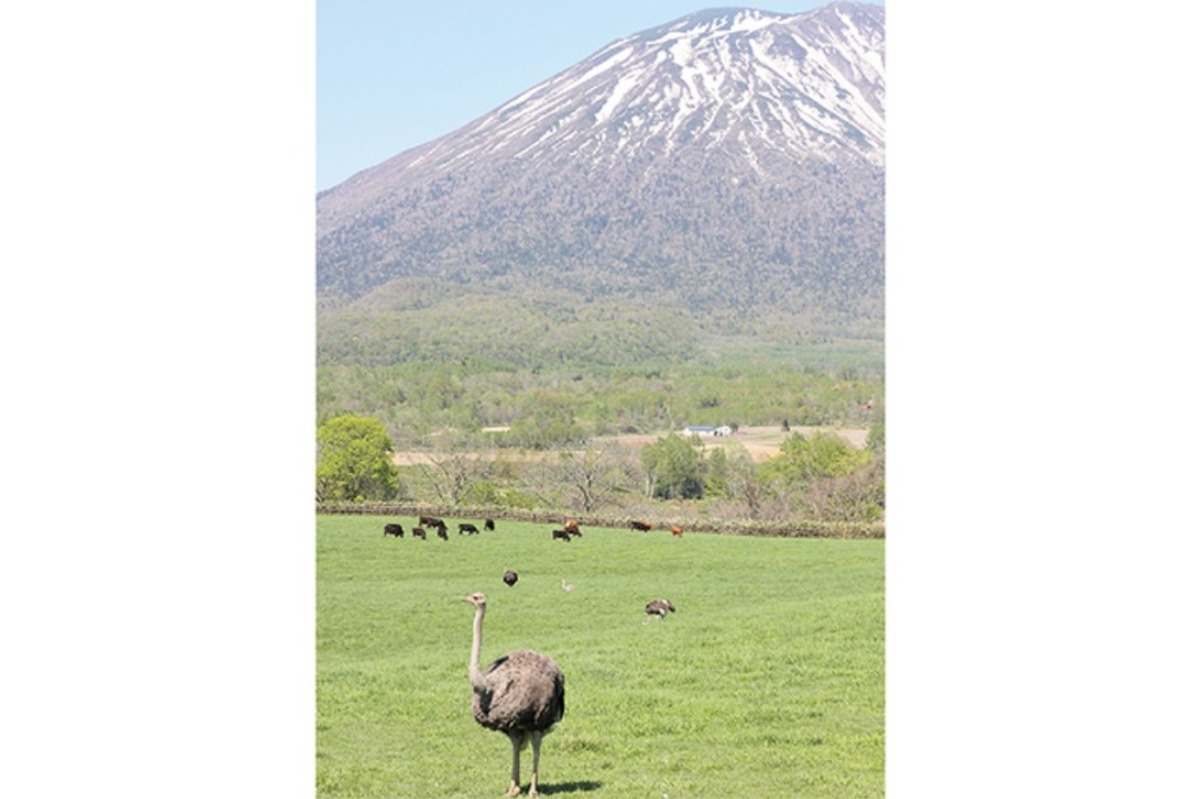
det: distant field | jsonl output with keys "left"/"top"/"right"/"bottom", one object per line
{"left": 600, "top": 424, "right": 870, "bottom": 462}
{"left": 393, "top": 425, "right": 869, "bottom": 466}
{"left": 317, "top": 514, "right": 884, "bottom": 797}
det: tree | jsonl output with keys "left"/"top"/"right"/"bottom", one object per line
{"left": 704, "top": 446, "right": 732, "bottom": 498}
{"left": 721, "top": 444, "right": 778, "bottom": 520}
{"left": 641, "top": 433, "right": 704, "bottom": 499}
{"left": 802, "top": 457, "right": 885, "bottom": 521}
{"left": 316, "top": 414, "right": 400, "bottom": 501}
{"left": 507, "top": 391, "right": 586, "bottom": 450}
{"left": 418, "top": 435, "right": 494, "bottom": 507}
{"left": 760, "top": 431, "right": 871, "bottom": 488}
{"left": 550, "top": 442, "right": 638, "bottom": 512}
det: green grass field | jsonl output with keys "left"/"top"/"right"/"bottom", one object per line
{"left": 317, "top": 515, "right": 884, "bottom": 798}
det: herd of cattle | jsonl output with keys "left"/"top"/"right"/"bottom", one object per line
{"left": 382, "top": 515, "right": 493, "bottom": 541}
{"left": 379, "top": 516, "right": 681, "bottom": 622}
{"left": 381, "top": 516, "right": 684, "bottom": 541}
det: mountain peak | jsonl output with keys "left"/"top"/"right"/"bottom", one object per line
{"left": 639, "top": 7, "right": 788, "bottom": 41}
{"left": 317, "top": 2, "right": 884, "bottom": 331}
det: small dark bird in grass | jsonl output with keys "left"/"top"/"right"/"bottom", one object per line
{"left": 644, "top": 598, "right": 676, "bottom": 622}
{"left": 503, "top": 569, "right": 519, "bottom": 587}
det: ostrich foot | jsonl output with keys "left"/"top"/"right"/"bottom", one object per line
{"left": 505, "top": 783, "right": 521, "bottom": 798}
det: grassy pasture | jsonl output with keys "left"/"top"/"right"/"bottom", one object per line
{"left": 317, "top": 515, "right": 884, "bottom": 798}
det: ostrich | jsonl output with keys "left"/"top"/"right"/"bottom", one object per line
{"left": 503, "top": 569, "right": 519, "bottom": 587}
{"left": 644, "top": 598, "right": 676, "bottom": 622}
{"left": 462, "top": 592, "right": 565, "bottom": 798}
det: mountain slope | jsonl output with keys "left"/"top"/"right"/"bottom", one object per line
{"left": 317, "top": 2, "right": 885, "bottom": 363}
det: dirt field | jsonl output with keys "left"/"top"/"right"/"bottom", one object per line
{"left": 394, "top": 424, "right": 868, "bottom": 465}
{"left": 599, "top": 425, "right": 869, "bottom": 462}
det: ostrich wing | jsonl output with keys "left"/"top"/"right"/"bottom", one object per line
{"left": 472, "top": 650, "right": 565, "bottom": 733}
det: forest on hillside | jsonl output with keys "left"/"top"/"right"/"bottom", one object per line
{"left": 316, "top": 273, "right": 885, "bottom": 530}
{"left": 318, "top": 352, "right": 882, "bottom": 449}
{"left": 316, "top": 342, "right": 885, "bottom": 530}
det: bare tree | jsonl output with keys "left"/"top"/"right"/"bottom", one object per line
{"left": 524, "top": 442, "right": 637, "bottom": 512}
{"left": 418, "top": 435, "right": 494, "bottom": 506}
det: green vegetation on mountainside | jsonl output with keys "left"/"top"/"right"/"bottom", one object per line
{"left": 317, "top": 281, "right": 882, "bottom": 450}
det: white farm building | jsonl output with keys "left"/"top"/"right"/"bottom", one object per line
{"left": 682, "top": 424, "right": 733, "bottom": 437}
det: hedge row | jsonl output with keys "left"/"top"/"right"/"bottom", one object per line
{"left": 316, "top": 502, "right": 884, "bottom": 540}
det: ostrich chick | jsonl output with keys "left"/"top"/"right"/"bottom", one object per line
{"left": 644, "top": 598, "right": 676, "bottom": 622}
{"left": 462, "top": 592, "right": 565, "bottom": 798}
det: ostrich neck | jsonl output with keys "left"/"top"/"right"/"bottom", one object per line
{"left": 468, "top": 605, "right": 486, "bottom": 690}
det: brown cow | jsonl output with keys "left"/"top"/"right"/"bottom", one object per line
{"left": 670, "top": 525, "right": 683, "bottom": 538}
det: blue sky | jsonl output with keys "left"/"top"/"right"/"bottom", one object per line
{"left": 317, "top": 0, "right": 831, "bottom": 190}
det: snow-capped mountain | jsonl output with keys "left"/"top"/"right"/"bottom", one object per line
{"left": 317, "top": 2, "right": 884, "bottom": 328}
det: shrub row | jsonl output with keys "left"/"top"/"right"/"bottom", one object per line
{"left": 315, "top": 502, "right": 884, "bottom": 539}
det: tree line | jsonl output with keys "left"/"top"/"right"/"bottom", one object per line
{"left": 317, "top": 356, "right": 883, "bottom": 455}
{"left": 317, "top": 410, "right": 885, "bottom": 526}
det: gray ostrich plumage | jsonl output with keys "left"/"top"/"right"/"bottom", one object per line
{"left": 462, "top": 592, "right": 565, "bottom": 798}
{"left": 645, "top": 598, "right": 676, "bottom": 621}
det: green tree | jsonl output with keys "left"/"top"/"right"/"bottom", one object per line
{"left": 316, "top": 414, "right": 400, "bottom": 501}
{"left": 641, "top": 433, "right": 704, "bottom": 499}
{"left": 760, "top": 431, "right": 871, "bottom": 487}
{"left": 704, "top": 446, "right": 731, "bottom": 498}
{"left": 508, "top": 391, "right": 585, "bottom": 450}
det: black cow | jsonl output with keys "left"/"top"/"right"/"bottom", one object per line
{"left": 458, "top": 523, "right": 479, "bottom": 536}
{"left": 383, "top": 523, "right": 404, "bottom": 538}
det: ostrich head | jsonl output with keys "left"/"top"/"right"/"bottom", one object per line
{"left": 462, "top": 592, "right": 487, "bottom": 608}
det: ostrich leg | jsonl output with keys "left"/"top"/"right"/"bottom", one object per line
{"left": 528, "top": 730, "right": 543, "bottom": 798}
{"left": 506, "top": 733, "right": 522, "bottom": 797}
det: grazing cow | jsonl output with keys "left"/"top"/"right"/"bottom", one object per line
{"left": 412, "top": 527, "right": 427, "bottom": 540}
{"left": 458, "top": 523, "right": 479, "bottom": 536}
{"left": 564, "top": 519, "right": 581, "bottom": 535}
{"left": 436, "top": 525, "right": 449, "bottom": 541}
{"left": 670, "top": 525, "right": 684, "bottom": 538}
{"left": 383, "top": 523, "right": 404, "bottom": 538}
{"left": 484, "top": 518, "right": 495, "bottom": 532}
{"left": 419, "top": 515, "right": 444, "bottom": 529}
{"left": 629, "top": 520, "right": 652, "bottom": 532}
{"left": 551, "top": 529, "right": 572, "bottom": 542}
